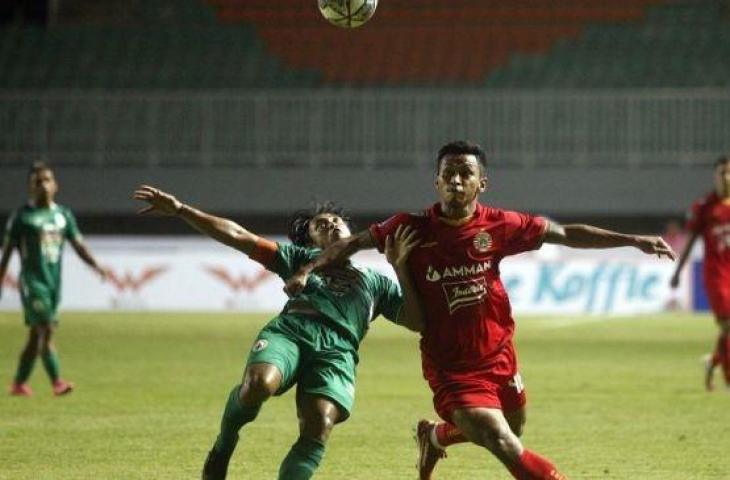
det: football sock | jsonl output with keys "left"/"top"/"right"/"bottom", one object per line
{"left": 433, "top": 421, "right": 467, "bottom": 448}
{"left": 13, "top": 354, "right": 36, "bottom": 385}
{"left": 508, "top": 449, "right": 567, "bottom": 480}
{"left": 278, "top": 436, "right": 326, "bottom": 480}
{"left": 41, "top": 350, "right": 61, "bottom": 382}
{"left": 213, "top": 384, "right": 261, "bottom": 457}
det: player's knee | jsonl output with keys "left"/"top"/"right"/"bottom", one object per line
{"left": 300, "top": 412, "right": 336, "bottom": 442}
{"left": 241, "top": 372, "right": 278, "bottom": 403}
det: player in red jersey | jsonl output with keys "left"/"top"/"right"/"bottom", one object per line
{"left": 671, "top": 155, "right": 730, "bottom": 391}
{"left": 285, "top": 141, "right": 675, "bottom": 480}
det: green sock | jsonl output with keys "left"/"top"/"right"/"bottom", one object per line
{"left": 14, "top": 354, "right": 37, "bottom": 384}
{"left": 213, "top": 384, "right": 261, "bottom": 457}
{"left": 278, "top": 437, "right": 326, "bottom": 480}
{"left": 41, "top": 350, "right": 61, "bottom": 382}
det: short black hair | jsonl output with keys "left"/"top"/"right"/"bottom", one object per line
{"left": 715, "top": 155, "right": 730, "bottom": 168}
{"left": 436, "top": 140, "right": 487, "bottom": 173}
{"left": 288, "top": 201, "right": 352, "bottom": 247}
{"left": 28, "top": 160, "right": 52, "bottom": 180}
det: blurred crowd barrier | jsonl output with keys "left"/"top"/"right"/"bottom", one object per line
{"left": 2, "top": 90, "right": 729, "bottom": 170}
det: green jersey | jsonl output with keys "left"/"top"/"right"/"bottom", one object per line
{"left": 268, "top": 243, "right": 403, "bottom": 346}
{"left": 3, "top": 203, "right": 82, "bottom": 294}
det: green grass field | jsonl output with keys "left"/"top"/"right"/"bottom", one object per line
{"left": 1, "top": 311, "right": 728, "bottom": 479}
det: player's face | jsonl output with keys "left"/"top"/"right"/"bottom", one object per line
{"left": 435, "top": 154, "right": 487, "bottom": 210}
{"left": 308, "top": 213, "right": 351, "bottom": 249}
{"left": 29, "top": 169, "right": 58, "bottom": 204}
{"left": 714, "top": 162, "right": 730, "bottom": 198}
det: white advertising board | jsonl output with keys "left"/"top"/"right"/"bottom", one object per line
{"left": 0, "top": 237, "right": 687, "bottom": 315}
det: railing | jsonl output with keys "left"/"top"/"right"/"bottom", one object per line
{"left": 1, "top": 89, "right": 729, "bottom": 169}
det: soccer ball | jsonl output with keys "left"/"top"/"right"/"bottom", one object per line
{"left": 318, "top": 0, "right": 378, "bottom": 28}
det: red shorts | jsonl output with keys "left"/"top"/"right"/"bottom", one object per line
{"left": 424, "top": 367, "right": 527, "bottom": 424}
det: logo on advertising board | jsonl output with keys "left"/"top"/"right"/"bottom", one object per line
{"left": 2, "top": 273, "right": 19, "bottom": 292}
{"left": 442, "top": 278, "right": 488, "bottom": 314}
{"left": 106, "top": 266, "right": 169, "bottom": 309}
{"left": 204, "top": 266, "right": 272, "bottom": 310}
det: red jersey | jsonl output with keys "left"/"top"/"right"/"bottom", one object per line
{"left": 686, "top": 192, "right": 730, "bottom": 291}
{"left": 369, "top": 202, "right": 547, "bottom": 376}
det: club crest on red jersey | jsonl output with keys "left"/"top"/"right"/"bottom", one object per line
{"left": 472, "top": 231, "right": 492, "bottom": 253}
{"left": 442, "top": 278, "right": 488, "bottom": 313}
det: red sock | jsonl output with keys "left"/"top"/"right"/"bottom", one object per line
{"left": 433, "top": 421, "right": 467, "bottom": 448}
{"left": 508, "top": 449, "right": 567, "bottom": 480}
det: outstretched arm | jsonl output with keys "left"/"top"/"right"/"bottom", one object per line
{"left": 0, "top": 241, "right": 13, "bottom": 301}
{"left": 385, "top": 225, "right": 424, "bottom": 333}
{"left": 284, "top": 229, "right": 375, "bottom": 295}
{"left": 670, "top": 231, "right": 700, "bottom": 288}
{"left": 133, "top": 185, "right": 259, "bottom": 254}
{"left": 544, "top": 221, "right": 676, "bottom": 260}
{"left": 69, "top": 238, "right": 106, "bottom": 280}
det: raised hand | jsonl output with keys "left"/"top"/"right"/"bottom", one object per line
{"left": 284, "top": 268, "right": 310, "bottom": 297}
{"left": 385, "top": 224, "right": 420, "bottom": 269}
{"left": 634, "top": 235, "right": 676, "bottom": 260}
{"left": 133, "top": 185, "right": 183, "bottom": 216}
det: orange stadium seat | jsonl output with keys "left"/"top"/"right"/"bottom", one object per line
{"left": 203, "top": 0, "right": 673, "bottom": 85}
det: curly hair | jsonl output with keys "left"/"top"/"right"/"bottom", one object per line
{"left": 288, "top": 201, "right": 352, "bottom": 247}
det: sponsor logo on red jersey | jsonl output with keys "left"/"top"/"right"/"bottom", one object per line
{"left": 425, "top": 261, "right": 492, "bottom": 283}
{"left": 711, "top": 223, "right": 730, "bottom": 252}
{"left": 442, "top": 278, "right": 488, "bottom": 313}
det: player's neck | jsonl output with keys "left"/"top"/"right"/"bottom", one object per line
{"left": 715, "top": 189, "right": 730, "bottom": 203}
{"left": 30, "top": 198, "right": 55, "bottom": 209}
{"left": 438, "top": 202, "right": 477, "bottom": 226}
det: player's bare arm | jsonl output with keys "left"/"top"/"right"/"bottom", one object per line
{"left": 669, "top": 231, "right": 700, "bottom": 288}
{"left": 284, "top": 229, "right": 375, "bottom": 296}
{"left": 544, "top": 220, "right": 676, "bottom": 260}
{"left": 133, "top": 185, "right": 259, "bottom": 254}
{"left": 0, "top": 240, "right": 14, "bottom": 301}
{"left": 384, "top": 225, "right": 424, "bottom": 333}
{"left": 69, "top": 238, "right": 107, "bottom": 280}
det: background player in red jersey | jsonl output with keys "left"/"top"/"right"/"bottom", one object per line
{"left": 285, "top": 141, "right": 675, "bottom": 480}
{"left": 671, "top": 155, "right": 730, "bottom": 391}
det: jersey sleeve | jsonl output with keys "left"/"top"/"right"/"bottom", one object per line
{"left": 371, "top": 273, "right": 404, "bottom": 323}
{"left": 268, "top": 243, "right": 318, "bottom": 281}
{"left": 501, "top": 210, "right": 548, "bottom": 256}
{"left": 368, "top": 213, "right": 412, "bottom": 253}
{"left": 2, "top": 210, "right": 20, "bottom": 248}
{"left": 685, "top": 199, "right": 705, "bottom": 233}
{"left": 63, "top": 208, "right": 83, "bottom": 241}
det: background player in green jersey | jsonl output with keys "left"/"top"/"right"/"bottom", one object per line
{"left": 133, "top": 185, "right": 423, "bottom": 480}
{"left": 0, "top": 162, "right": 106, "bottom": 397}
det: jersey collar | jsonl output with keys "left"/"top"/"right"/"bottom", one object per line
{"left": 428, "top": 202, "right": 484, "bottom": 228}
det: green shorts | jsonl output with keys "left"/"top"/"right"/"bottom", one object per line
{"left": 20, "top": 284, "right": 60, "bottom": 326}
{"left": 246, "top": 313, "right": 358, "bottom": 420}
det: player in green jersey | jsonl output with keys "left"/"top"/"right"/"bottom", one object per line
{"left": 133, "top": 185, "right": 423, "bottom": 480}
{"left": 0, "top": 162, "right": 106, "bottom": 397}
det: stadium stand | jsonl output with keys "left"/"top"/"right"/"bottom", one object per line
{"left": 1, "top": 1, "right": 728, "bottom": 88}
